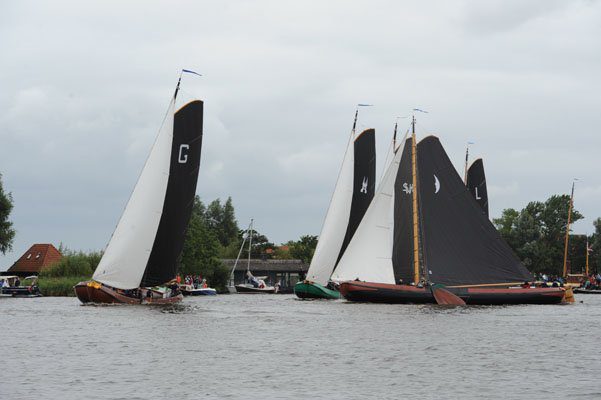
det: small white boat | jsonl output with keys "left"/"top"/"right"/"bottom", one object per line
{"left": 235, "top": 273, "right": 277, "bottom": 294}
{"left": 228, "top": 220, "right": 277, "bottom": 294}
{"left": 180, "top": 284, "right": 217, "bottom": 296}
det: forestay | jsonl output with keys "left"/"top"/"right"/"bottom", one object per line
{"left": 93, "top": 99, "right": 204, "bottom": 289}
{"left": 93, "top": 101, "right": 176, "bottom": 289}
{"left": 307, "top": 129, "right": 375, "bottom": 285}
{"left": 305, "top": 130, "right": 355, "bottom": 285}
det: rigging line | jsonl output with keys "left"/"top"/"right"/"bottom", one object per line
{"left": 309, "top": 109, "right": 357, "bottom": 273}
{"left": 230, "top": 220, "right": 252, "bottom": 284}
{"left": 102, "top": 92, "right": 177, "bottom": 255}
{"left": 247, "top": 219, "right": 254, "bottom": 274}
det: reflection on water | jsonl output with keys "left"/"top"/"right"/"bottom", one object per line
{"left": 2, "top": 294, "right": 601, "bottom": 399}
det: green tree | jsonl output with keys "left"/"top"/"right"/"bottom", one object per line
{"left": 180, "top": 196, "right": 229, "bottom": 290}
{"left": 288, "top": 235, "right": 318, "bottom": 263}
{"left": 205, "top": 197, "right": 240, "bottom": 248}
{"left": 238, "top": 229, "right": 274, "bottom": 259}
{"left": 494, "top": 194, "right": 583, "bottom": 275}
{"left": 39, "top": 249, "right": 102, "bottom": 278}
{"left": 568, "top": 234, "right": 588, "bottom": 274}
{"left": 221, "top": 197, "right": 239, "bottom": 246}
{"left": 0, "top": 173, "right": 16, "bottom": 254}
{"left": 591, "top": 218, "right": 601, "bottom": 273}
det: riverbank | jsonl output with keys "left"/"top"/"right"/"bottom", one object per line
{"left": 38, "top": 276, "right": 87, "bottom": 296}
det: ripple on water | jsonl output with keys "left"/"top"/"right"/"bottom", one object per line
{"left": 1, "top": 294, "right": 601, "bottom": 399}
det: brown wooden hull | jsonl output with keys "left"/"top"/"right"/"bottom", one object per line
{"left": 340, "top": 281, "right": 567, "bottom": 305}
{"left": 74, "top": 281, "right": 183, "bottom": 305}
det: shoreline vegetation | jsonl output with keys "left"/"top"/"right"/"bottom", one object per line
{"left": 38, "top": 276, "right": 89, "bottom": 297}
{"left": 37, "top": 248, "right": 99, "bottom": 297}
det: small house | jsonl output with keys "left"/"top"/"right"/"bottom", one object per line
{"left": 6, "top": 244, "right": 63, "bottom": 276}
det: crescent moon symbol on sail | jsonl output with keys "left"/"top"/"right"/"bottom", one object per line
{"left": 434, "top": 174, "right": 440, "bottom": 194}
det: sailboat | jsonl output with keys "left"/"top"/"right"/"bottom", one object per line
{"left": 74, "top": 73, "right": 203, "bottom": 304}
{"left": 466, "top": 158, "right": 489, "bottom": 218}
{"left": 234, "top": 219, "right": 277, "bottom": 294}
{"left": 336, "top": 117, "right": 567, "bottom": 305}
{"left": 294, "top": 108, "right": 375, "bottom": 299}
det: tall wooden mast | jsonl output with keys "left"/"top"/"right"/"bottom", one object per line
{"left": 411, "top": 116, "right": 420, "bottom": 284}
{"left": 562, "top": 182, "right": 575, "bottom": 277}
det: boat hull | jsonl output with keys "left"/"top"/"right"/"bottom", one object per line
{"left": 574, "top": 288, "right": 601, "bottom": 294}
{"left": 294, "top": 281, "right": 340, "bottom": 299}
{"left": 234, "top": 284, "right": 276, "bottom": 294}
{"left": 1, "top": 287, "right": 42, "bottom": 297}
{"left": 340, "top": 281, "right": 566, "bottom": 305}
{"left": 74, "top": 281, "right": 183, "bottom": 304}
{"left": 181, "top": 288, "right": 217, "bottom": 296}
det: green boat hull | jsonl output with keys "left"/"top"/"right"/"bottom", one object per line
{"left": 294, "top": 281, "right": 340, "bottom": 299}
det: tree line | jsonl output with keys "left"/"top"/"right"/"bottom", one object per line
{"left": 494, "top": 194, "right": 600, "bottom": 276}
{"left": 2, "top": 172, "right": 599, "bottom": 285}
{"left": 178, "top": 195, "right": 318, "bottom": 290}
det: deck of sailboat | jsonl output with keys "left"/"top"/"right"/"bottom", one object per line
{"left": 294, "top": 281, "right": 341, "bottom": 299}
{"left": 340, "top": 281, "right": 566, "bottom": 305}
{"left": 234, "top": 284, "right": 276, "bottom": 294}
{"left": 74, "top": 281, "right": 183, "bottom": 305}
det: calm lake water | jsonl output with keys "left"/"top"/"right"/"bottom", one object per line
{"left": 2, "top": 294, "right": 601, "bottom": 399}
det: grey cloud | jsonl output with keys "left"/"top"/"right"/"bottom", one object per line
{"left": 1, "top": 0, "right": 600, "bottom": 268}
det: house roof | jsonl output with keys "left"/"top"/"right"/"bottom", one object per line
{"left": 223, "top": 258, "right": 309, "bottom": 273}
{"left": 7, "top": 244, "right": 63, "bottom": 274}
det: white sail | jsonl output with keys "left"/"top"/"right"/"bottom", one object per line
{"left": 331, "top": 137, "right": 406, "bottom": 284}
{"left": 93, "top": 101, "right": 175, "bottom": 289}
{"left": 305, "top": 132, "right": 355, "bottom": 286}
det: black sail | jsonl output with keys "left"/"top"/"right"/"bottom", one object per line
{"left": 140, "top": 101, "right": 203, "bottom": 287}
{"left": 417, "top": 136, "right": 532, "bottom": 286}
{"left": 392, "top": 138, "right": 416, "bottom": 284}
{"left": 466, "top": 158, "right": 489, "bottom": 218}
{"left": 334, "top": 128, "right": 376, "bottom": 268}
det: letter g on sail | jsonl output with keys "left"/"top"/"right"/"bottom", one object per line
{"left": 178, "top": 144, "right": 189, "bottom": 163}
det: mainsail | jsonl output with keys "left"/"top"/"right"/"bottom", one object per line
{"left": 392, "top": 137, "right": 416, "bottom": 285}
{"left": 416, "top": 136, "right": 532, "bottom": 286}
{"left": 93, "top": 98, "right": 203, "bottom": 289}
{"left": 306, "top": 129, "right": 376, "bottom": 285}
{"left": 332, "top": 135, "right": 406, "bottom": 284}
{"left": 466, "top": 158, "right": 489, "bottom": 218}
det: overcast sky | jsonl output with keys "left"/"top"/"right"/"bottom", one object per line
{"left": 1, "top": 0, "right": 600, "bottom": 269}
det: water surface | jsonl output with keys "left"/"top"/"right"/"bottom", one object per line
{"left": 2, "top": 294, "right": 600, "bottom": 399}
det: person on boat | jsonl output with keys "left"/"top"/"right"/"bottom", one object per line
{"left": 14, "top": 277, "right": 20, "bottom": 287}
{"left": 521, "top": 281, "right": 531, "bottom": 288}
{"left": 201, "top": 279, "right": 208, "bottom": 289}
{"left": 247, "top": 271, "right": 259, "bottom": 288}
